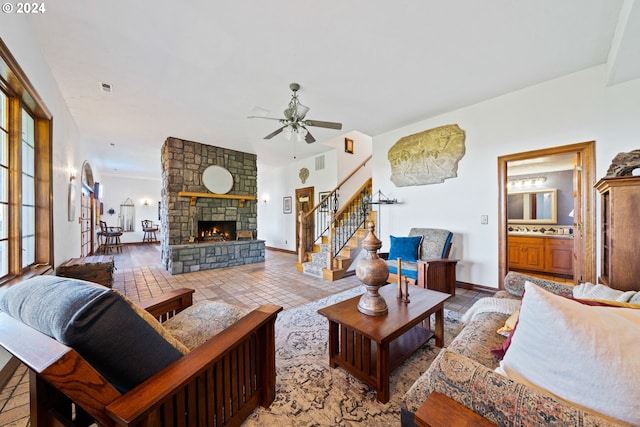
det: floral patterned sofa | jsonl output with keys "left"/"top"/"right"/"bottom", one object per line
{"left": 400, "top": 272, "right": 637, "bottom": 427}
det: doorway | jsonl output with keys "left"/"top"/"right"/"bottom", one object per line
{"left": 295, "top": 186, "right": 315, "bottom": 257}
{"left": 498, "top": 141, "right": 596, "bottom": 289}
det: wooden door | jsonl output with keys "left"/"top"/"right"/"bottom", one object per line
{"left": 295, "top": 186, "right": 314, "bottom": 256}
{"left": 79, "top": 190, "right": 93, "bottom": 257}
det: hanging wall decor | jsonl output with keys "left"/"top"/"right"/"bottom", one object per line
{"left": 387, "top": 124, "right": 466, "bottom": 187}
{"left": 119, "top": 197, "right": 135, "bottom": 232}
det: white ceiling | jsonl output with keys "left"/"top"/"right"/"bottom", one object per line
{"left": 18, "top": 0, "right": 640, "bottom": 179}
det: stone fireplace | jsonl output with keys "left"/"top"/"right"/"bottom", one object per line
{"left": 160, "top": 137, "right": 264, "bottom": 274}
{"left": 197, "top": 220, "right": 236, "bottom": 241}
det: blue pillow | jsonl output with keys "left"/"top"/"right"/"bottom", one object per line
{"left": 388, "top": 235, "right": 423, "bottom": 263}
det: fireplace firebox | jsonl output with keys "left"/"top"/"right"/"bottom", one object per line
{"left": 197, "top": 221, "right": 237, "bottom": 241}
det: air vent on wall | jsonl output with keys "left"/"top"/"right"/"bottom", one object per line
{"left": 100, "top": 82, "right": 113, "bottom": 93}
{"left": 315, "top": 155, "right": 325, "bottom": 171}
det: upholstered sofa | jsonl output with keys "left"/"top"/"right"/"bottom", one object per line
{"left": 0, "top": 275, "right": 282, "bottom": 427}
{"left": 401, "top": 272, "right": 640, "bottom": 427}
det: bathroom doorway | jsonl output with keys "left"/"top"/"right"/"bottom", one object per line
{"left": 497, "top": 141, "right": 596, "bottom": 289}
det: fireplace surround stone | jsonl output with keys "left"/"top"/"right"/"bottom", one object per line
{"left": 160, "top": 137, "right": 263, "bottom": 274}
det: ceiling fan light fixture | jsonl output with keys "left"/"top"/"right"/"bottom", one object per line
{"left": 296, "top": 103, "right": 310, "bottom": 119}
{"left": 282, "top": 126, "right": 293, "bottom": 140}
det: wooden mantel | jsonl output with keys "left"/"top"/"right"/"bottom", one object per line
{"left": 177, "top": 191, "right": 257, "bottom": 207}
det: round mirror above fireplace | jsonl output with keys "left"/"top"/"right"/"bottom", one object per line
{"left": 202, "top": 165, "right": 233, "bottom": 194}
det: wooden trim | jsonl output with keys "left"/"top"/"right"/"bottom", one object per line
{"left": 177, "top": 191, "right": 256, "bottom": 207}
{"left": 454, "top": 281, "right": 499, "bottom": 294}
{"left": 0, "top": 38, "right": 52, "bottom": 119}
{"left": 265, "top": 246, "right": 296, "bottom": 255}
{"left": 498, "top": 141, "right": 596, "bottom": 289}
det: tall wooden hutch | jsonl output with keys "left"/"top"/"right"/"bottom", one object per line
{"left": 595, "top": 176, "right": 640, "bottom": 291}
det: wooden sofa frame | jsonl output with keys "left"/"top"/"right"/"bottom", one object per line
{"left": 0, "top": 288, "right": 282, "bottom": 427}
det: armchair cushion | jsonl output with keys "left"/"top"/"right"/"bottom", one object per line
{"left": 408, "top": 228, "right": 453, "bottom": 259}
{"left": 163, "top": 300, "right": 251, "bottom": 350}
{"left": 0, "top": 276, "right": 183, "bottom": 392}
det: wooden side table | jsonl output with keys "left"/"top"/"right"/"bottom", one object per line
{"left": 415, "top": 392, "right": 497, "bottom": 427}
{"left": 317, "top": 285, "right": 450, "bottom": 403}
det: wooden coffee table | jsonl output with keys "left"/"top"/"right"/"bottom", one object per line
{"left": 317, "top": 284, "right": 451, "bottom": 403}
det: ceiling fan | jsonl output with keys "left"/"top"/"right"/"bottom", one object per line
{"left": 248, "top": 83, "right": 342, "bottom": 143}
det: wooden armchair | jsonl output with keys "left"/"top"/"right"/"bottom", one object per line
{"left": 0, "top": 276, "right": 282, "bottom": 427}
{"left": 383, "top": 228, "right": 458, "bottom": 295}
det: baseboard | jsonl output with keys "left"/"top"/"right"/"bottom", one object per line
{"left": 455, "top": 281, "right": 498, "bottom": 294}
{"left": 265, "top": 246, "right": 296, "bottom": 255}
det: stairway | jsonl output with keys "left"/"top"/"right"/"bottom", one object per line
{"left": 301, "top": 211, "right": 375, "bottom": 281}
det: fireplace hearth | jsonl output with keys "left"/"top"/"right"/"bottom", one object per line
{"left": 198, "top": 221, "right": 237, "bottom": 241}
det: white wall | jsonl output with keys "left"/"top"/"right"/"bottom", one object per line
{"left": 257, "top": 130, "right": 373, "bottom": 251}
{"left": 0, "top": 17, "right": 100, "bottom": 263}
{"left": 99, "top": 175, "right": 162, "bottom": 243}
{"left": 372, "top": 65, "right": 640, "bottom": 289}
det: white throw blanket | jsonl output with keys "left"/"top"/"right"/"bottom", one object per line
{"left": 572, "top": 282, "right": 638, "bottom": 302}
{"left": 461, "top": 297, "right": 521, "bottom": 323}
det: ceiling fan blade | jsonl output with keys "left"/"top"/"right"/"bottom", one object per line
{"left": 264, "top": 126, "right": 286, "bottom": 139}
{"left": 304, "top": 120, "right": 343, "bottom": 130}
{"left": 304, "top": 129, "right": 316, "bottom": 144}
{"left": 247, "top": 115, "right": 285, "bottom": 122}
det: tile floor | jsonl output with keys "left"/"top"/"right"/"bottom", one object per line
{"left": 0, "top": 244, "right": 487, "bottom": 426}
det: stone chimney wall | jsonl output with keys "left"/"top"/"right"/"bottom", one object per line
{"left": 160, "top": 137, "right": 258, "bottom": 269}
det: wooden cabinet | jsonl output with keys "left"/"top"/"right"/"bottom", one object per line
{"left": 545, "top": 238, "right": 574, "bottom": 276}
{"left": 508, "top": 235, "right": 573, "bottom": 277}
{"left": 595, "top": 176, "right": 640, "bottom": 291}
{"left": 508, "top": 236, "right": 545, "bottom": 271}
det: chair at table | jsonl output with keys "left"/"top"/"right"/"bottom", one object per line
{"left": 100, "top": 220, "right": 123, "bottom": 253}
{"left": 382, "top": 228, "right": 458, "bottom": 295}
{"left": 0, "top": 275, "right": 282, "bottom": 427}
{"left": 141, "top": 219, "right": 158, "bottom": 243}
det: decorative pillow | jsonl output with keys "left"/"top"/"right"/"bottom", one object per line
{"left": 0, "top": 276, "right": 184, "bottom": 392}
{"left": 495, "top": 281, "right": 640, "bottom": 425}
{"left": 388, "top": 235, "right": 423, "bottom": 263}
{"left": 113, "top": 289, "right": 190, "bottom": 355}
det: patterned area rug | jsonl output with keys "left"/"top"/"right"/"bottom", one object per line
{"left": 243, "top": 286, "right": 463, "bottom": 427}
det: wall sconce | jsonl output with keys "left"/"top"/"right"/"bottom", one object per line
{"left": 68, "top": 167, "right": 76, "bottom": 182}
{"left": 143, "top": 199, "right": 150, "bottom": 206}
{"left": 507, "top": 176, "right": 547, "bottom": 188}
{"left": 262, "top": 194, "right": 269, "bottom": 203}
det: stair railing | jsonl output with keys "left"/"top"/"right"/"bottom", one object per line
{"left": 327, "top": 179, "right": 372, "bottom": 269}
{"left": 298, "top": 156, "right": 372, "bottom": 265}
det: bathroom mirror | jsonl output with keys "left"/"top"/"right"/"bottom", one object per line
{"left": 507, "top": 188, "right": 557, "bottom": 224}
{"left": 202, "top": 165, "right": 233, "bottom": 194}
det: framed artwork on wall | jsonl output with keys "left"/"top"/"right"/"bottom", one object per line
{"left": 319, "top": 191, "right": 330, "bottom": 212}
{"left": 283, "top": 196, "right": 292, "bottom": 214}
{"left": 345, "top": 138, "right": 354, "bottom": 154}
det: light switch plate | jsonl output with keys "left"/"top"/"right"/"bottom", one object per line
{"left": 480, "top": 215, "right": 488, "bottom": 224}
